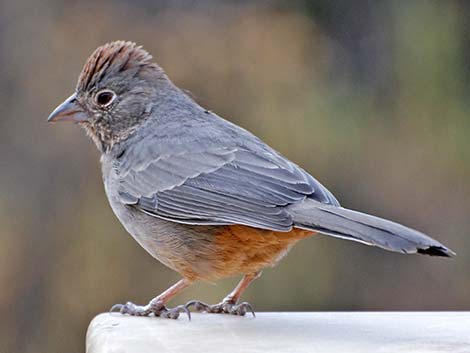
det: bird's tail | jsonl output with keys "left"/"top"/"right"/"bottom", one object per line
{"left": 288, "top": 199, "right": 455, "bottom": 257}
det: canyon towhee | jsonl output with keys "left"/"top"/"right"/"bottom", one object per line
{"left": 48, "top": 41, "right": 454, "bottom": 319}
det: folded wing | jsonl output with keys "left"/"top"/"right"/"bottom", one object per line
{"left": 116, "top": 143, "right": 339, "bottom": 232}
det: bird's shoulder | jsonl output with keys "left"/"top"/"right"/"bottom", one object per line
{"left": 115, "top": 104, "right": 279, "bottom": 174}
{"left": 107, "top": 103, "right": 340, "bottom": 218}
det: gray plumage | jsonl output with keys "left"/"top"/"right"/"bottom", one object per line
{"left": 48, "top": 41, "right": 457, "bottom": 319}
{"left": 51, "top": 41, "right": 455, "bottom": 267}
{"left": 105, "top": 68, "right": 452, "bottom": 257}
{"left": 289, "top": 199, "right": 452, "bottom": 256}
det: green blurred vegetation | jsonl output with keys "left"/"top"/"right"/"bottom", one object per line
{"left": 0, "top": 1, "right": 469, "bottom": 352}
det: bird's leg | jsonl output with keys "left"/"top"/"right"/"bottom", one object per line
{"left": 186, "top": 271, "right": 261, "bottom": 317}
{"left": 111, "top": 279, "right": 191, "bottom": 319}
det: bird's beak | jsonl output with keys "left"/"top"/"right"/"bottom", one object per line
{"left": 47, "top": 93, "right": 88, "bottom": 123}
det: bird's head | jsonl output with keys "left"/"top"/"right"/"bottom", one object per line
{"left": 48, "top": 41, "right": 165, "bottom": 152}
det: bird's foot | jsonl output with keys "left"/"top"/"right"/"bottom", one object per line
{"left": 110, "top": 299, "right": 191, "bottom": 320}
{"left": 185, "top": 299, "right": 255, "bottom": 317}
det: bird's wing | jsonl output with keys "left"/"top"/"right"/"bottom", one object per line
{"left": 116, "top": 136, "right": 339, "bottom": 232}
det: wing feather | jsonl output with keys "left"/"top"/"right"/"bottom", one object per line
{"left": 115, "top": 125, "right": 338, "bottom": 231}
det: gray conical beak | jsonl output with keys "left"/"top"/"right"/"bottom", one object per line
{"left": 47, "top": 93, "right": 88, "bottom": 123}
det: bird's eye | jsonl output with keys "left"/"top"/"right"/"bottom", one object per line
{"left": 95, "top": 90, "right": 116, "bottom": 107}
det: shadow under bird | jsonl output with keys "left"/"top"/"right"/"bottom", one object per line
{"left": 48, "top": 41, "right": 455, "bottom": 319}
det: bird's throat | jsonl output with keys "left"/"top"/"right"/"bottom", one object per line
{"left": 80, "top": 120, "right": 137, "bottom": 154}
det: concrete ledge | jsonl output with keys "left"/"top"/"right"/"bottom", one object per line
{"left": 86, "top": 312, "right": 470, "bottom": 353}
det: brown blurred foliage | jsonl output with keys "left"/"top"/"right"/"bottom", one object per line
{"left": 0, "top": 1, "right": 469, "bottom": 352}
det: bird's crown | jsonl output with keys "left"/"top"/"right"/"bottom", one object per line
{"left": 77, "top": 41, "right": 154, "bottom": 92}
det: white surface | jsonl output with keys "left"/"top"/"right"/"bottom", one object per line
{"left": 86, "top": 312, "right": 470, "bottom": 353}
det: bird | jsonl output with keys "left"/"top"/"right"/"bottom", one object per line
{"left": 48, "top": 41, "right": 454, "bottom": 319}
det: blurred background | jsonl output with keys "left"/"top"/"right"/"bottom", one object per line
{"left": 1, "top": 0, "right": 469, "bottom": 352}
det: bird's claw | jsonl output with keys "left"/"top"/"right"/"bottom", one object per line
{"left": 159, "top": 305, "right": 191, "bottom": 320}
{"left": 110, "top": 300, "right": 191, "bottom": 320}
{"left": 110, "top": 301, "right": 151, "bottom": 316}
{"left": 186, "top": 300, "right": 255, "bottom": 317}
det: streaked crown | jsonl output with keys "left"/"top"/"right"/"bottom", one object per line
{"left": 77, "top": 41, "right": 154, "bottom": 92}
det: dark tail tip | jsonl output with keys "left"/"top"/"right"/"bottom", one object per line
{"left": 417, "top": 246, "right": 456, "bottom": 258}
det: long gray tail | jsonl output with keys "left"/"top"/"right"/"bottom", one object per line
{"left": 288, "top": 199, "right": 454, "bottom": 257}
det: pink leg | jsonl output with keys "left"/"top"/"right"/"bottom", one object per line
{"left": 149, "top": 279, "right": 190, "bottom": 305}
{"left": 223, "top": 271, "right": 262, "bottom": 304}
{"left": 186, "top": 271, "right": 261, "bottom": 316}
{"left": 111, "top": 279, "right": 191, "bottom": 319}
